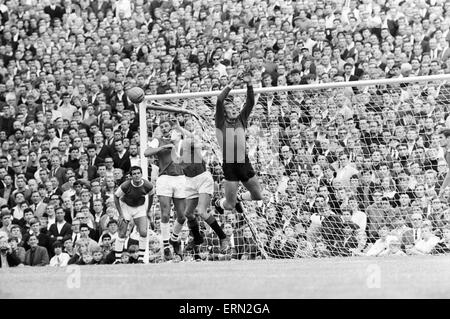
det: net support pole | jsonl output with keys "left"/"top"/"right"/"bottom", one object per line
{"left": 139, "top": 101, "right": 149, "bottom": 180}
{"left": 138, "top": 101, "right": 150, "bottom": 264}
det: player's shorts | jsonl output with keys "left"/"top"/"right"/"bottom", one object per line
{"left": 222, "top": 161, "right": 256, "bottom": 182}
{"left": 156, "top": 174, "right": 187, "bottom": 198}
{"left": 185, "top": 171, "right": 214, "bottom": 199}
{"left": 120, "top": 198, "right": 148, "bottom": 221}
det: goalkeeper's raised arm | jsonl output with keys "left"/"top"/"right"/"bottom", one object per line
{"left": 212, "top": 70, "right": 263, "bottom": 215}
{"left": 215, "top": 71, "right": 255, "bottom": 128}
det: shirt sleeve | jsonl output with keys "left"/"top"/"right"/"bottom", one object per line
{"left": 114, "top": 183, "right": 126, "bottom": 197}
{"left": 215, "top": 86, "right": 231, "bottom": 128}
{"left": 239, "top": 84, "right": 255, "bottom": 125}
{"left": 144, "top": 180, "right": 154, "bottom": 195}
{"left": 148, "top": 138, "right": 159, "bottom": 149}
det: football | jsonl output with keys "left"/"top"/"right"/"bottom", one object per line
{"left": 127, "top": 87, "right": 145, "bottom": 104}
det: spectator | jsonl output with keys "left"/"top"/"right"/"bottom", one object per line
{"left": 407, "top": 225, "right": 440, "bottom": 255}
{"left": 48, "top": 206, "right": 72, "bottom": 245}
{"left": 0, "top": 235, "right": 21, "bottom": 268}
{"left": 365, "top": 225, "right": 398, "bottom": 257}
{"left": 433, "top": 226, "right": 450, "bottom": 254}
{"left": 127, "top": 245, "right": 143, "bottom": 264}
{"left": 24, "top": 234, "right": 49, "bottom": 266}
{"left": 68, "top": 239, "right": 89, "bottom": 265}
{"left": 378, "top": 237, "right": 407, "bottom": 257}
{"left": 79, "top": 223, "right": 99, "bottom": 252}
{"left": 8, "top": 237, "right": 25, "bottom": 264}
{"left": 49, "top": 241, "right": 70, "bottom": 267}
{"left": 91, "top": 245, "right": 106, "bottom": 265}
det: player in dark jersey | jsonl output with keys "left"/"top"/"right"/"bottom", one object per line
{"left": 173, "top": 122, "right": 230, "bottom": 253}
{"left": 145, "top": 118, "right": 186, "bottom": 261}
{"left": 114, "top": 166, "right": 154, "bottom": 263}
{"left": 214, "top": 71, "right": 263, "bottom": 214}
{"left": 439, "top": 129, "right": 450, "bottom": 195}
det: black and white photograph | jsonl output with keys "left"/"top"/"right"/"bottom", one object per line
{"left": 1, "top": 0, "right": 450, "bottom": 306}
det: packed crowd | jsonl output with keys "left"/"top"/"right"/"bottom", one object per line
{"left": 2, "top": 0, "right": 450, "bottom": 267}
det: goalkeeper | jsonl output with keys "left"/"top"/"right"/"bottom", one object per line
{"left": 214, "top": 71, "right": 264, "bottom": 214}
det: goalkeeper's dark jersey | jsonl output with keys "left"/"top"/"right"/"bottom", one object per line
{"left": 215, "top": 85, "right": 255, "bottom": 164}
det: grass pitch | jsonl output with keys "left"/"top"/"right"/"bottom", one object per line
{"left": 1, "top": 256, "right": 449, "bottom": 299}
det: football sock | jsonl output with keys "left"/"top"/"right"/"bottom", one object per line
{"left": 161, "top": 222, "right": 170, "bottom": 248}
{"left": 205, "top": 215, "right": 226, "bottom": 239}
{"left": 114, "top": 238, "right": 125, "bottom": 262}
{"left": 170, "top": 220, "right": 184, "bottom": 241}
{"left": 138, "top": 235, "right": 146, "bottom": 262}
{"left": 187, "top": 218, "right": 202, "bottom": 242}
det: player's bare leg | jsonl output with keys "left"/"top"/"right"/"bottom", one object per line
{"left": 133, "top": 215, "right": 148, "bottom": 262}
{"left": 197, "top": 193, "right": 230, "bottom": 252}
{"left": 237, "top": 176, "right": 264, "bottom": 212}
{"left": 159, "top": 196, "right": 174, "bottom": 261}
{"left": 214, "top": 180, "right": 239, "bottom": 214}
{"left": 170, "top": 198, "right": 186, "bottom": 259}
{"left": 185, "top": 198, "right": 203, "bottom": 244}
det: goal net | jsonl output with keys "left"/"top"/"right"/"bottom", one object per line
{"left": 139, "top": 74, "right": 450, "bottom": 260}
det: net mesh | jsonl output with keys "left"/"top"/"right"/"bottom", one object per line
{"left": 142, "top": 75, "right": 450, "bottom": 260}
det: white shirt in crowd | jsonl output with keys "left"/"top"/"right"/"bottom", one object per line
{"left": 414, "top": 235, "right": 440, "bottom": 254}
{"left": 49, "top": 252, "right": 70, "bottom": 267}
{"left": 365, "top": 235, "right": 398, "bottom": 256}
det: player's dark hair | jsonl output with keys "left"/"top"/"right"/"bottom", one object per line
{"left": 159, "top": 118, "right": 173, "bottom": 126}
{"left": 129, "top": 166, "right": 142, "bottom": 174}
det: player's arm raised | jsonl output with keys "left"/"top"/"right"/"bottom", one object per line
{"left": 144, "top": 138, "right": 174, "bottom": 157}
{"left": 173, "top": 120, "right": 193, "bottom": 138}
{"left": 239, "top": 72, "right": 255, "bottom": 122}
{"left": 215, "top": 73, "right": 240, "bottom": 127}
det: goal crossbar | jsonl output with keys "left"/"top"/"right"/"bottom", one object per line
{"left": 142, "top": 74, "right": 450, "bottom": 101}
{"left": 139, "top": 74, "right": 450, "bottom": 179}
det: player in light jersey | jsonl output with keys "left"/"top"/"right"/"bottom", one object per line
{"left": 173, "top": 122, "right": 230, "bottom": 252}
{"left": 214, "top": 71, "right": 263, "bottom": 214}
{"left": 145, "top": 118, "right": 186, "bottom": 260}
{"left": 114, "top": 166, "right": 154, "bottom": 263}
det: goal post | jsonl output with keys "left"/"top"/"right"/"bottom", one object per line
{"left": 139, "top": 74, "right": 450, "bottom": 259}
